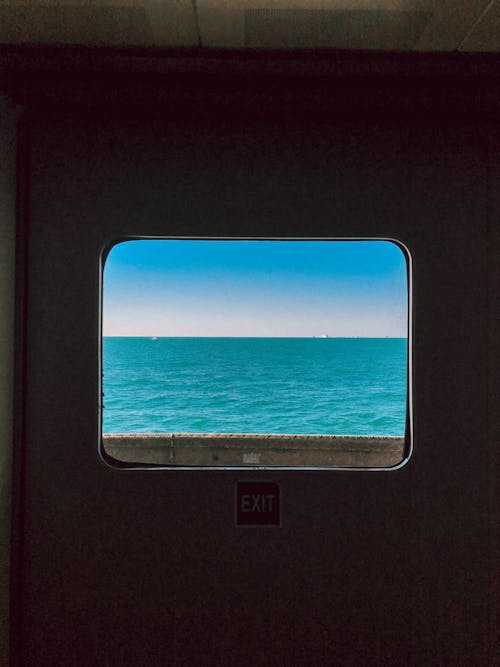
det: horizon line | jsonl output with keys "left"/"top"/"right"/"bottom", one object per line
{"left": 103, "top": 335, "right": 408, "bottom": 339}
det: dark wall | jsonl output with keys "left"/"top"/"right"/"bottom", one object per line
{"left": 5, "top": 49, "right": 499, "bottom": 666}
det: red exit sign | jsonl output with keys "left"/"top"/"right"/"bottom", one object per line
{"left": 236, "top": 481, "right": 281, "bottom": 526}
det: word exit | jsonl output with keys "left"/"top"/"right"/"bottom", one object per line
{"left": 236, "top": 481, "right": 281, "bottom": 526}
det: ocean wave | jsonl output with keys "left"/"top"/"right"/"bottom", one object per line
{"left": 103, "top": 337, "right": 407, "bottom": 436}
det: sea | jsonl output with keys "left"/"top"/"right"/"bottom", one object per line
{"left": 102, "top": 337, "right": 407, "bottom": 436}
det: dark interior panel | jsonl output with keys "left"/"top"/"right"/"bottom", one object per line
{"left": 3, "top": 52, "right": 497, "bottom": 665}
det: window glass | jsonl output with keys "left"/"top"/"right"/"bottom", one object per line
{"left": 101, "top": 239, "right": 410, "bottom": 468}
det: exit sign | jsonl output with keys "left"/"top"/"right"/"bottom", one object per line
{"left": 236, "top": 481, "right": 281, "bottom": 526}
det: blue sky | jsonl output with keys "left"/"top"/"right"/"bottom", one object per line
{"left": 102, "top": 240, "right": 408, "bottom": 337}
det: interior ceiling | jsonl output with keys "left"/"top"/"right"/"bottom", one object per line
{"left": 0, "top": 0, "right": 498, "bottom": 52}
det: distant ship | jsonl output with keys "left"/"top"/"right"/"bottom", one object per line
{"left": 151, "top": 336, "right": 158, "bottom": 340}
{"left": 319, "top": 333, "right": 329, "bottom": 338}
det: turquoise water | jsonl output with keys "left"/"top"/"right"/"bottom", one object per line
{"left": 102, "top": 337, "right": 407, "bottom": 436}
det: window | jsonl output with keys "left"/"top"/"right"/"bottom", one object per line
{"left": 101, "top": 239, "right": 411, "bottom": 468}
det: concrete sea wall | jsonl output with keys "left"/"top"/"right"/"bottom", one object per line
{"left": 103, "top": 433, "right": 405, "bottom": 467}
